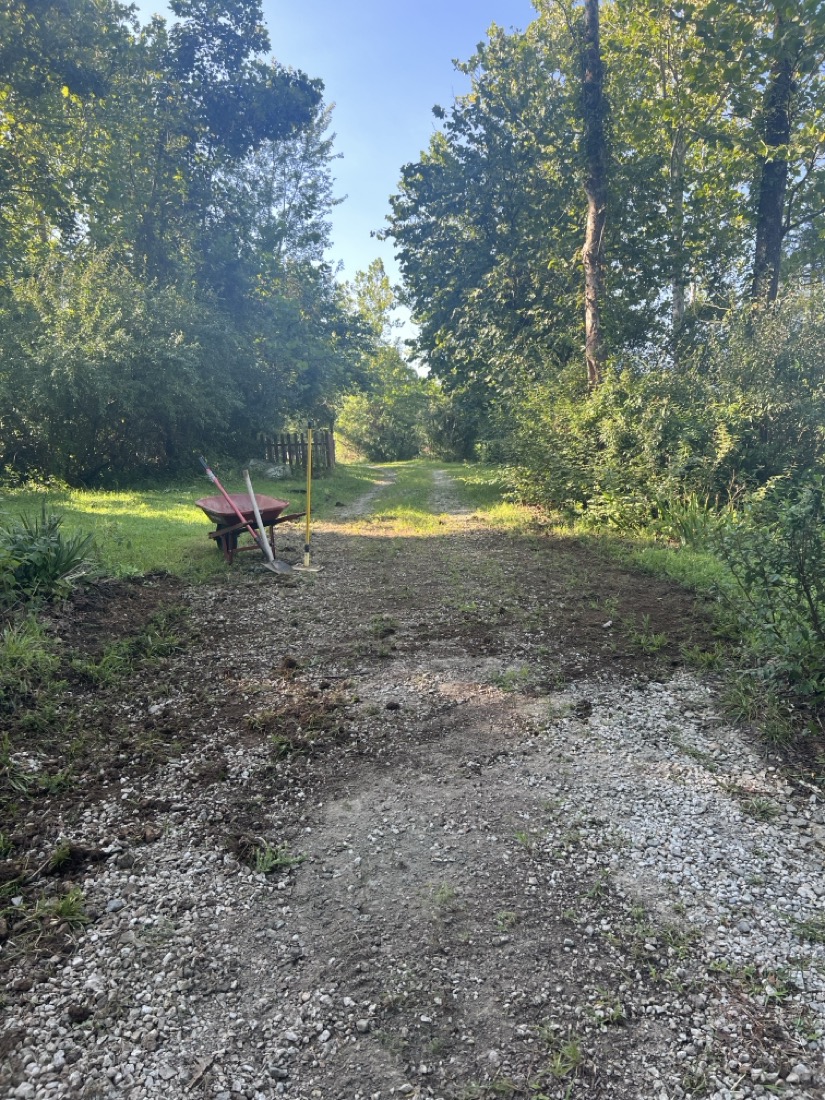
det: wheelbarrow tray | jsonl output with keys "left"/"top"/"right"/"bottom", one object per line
{"left": 196, "top": 493, "right": 305, "bottom": 564}
{"left": 196, "top": 493, "right": 289, "bottom": 528}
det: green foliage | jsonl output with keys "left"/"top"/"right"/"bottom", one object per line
{"left": 653, "top": 494, "right": 732, "bottom": 550}
{"left": 253, "top": 842, "right": 303, "bottom": 874}
{"left": 0, "top": 616, "right": 58, "bottom": 712}
{"left": 712, "top": 476, "right": 825, "bottom": 703}
{"left": 0, "top": 508, "right": 95, "bottom": 605}
{"left": 338, "top": 259, "right": 440, "bottom": 462}
{"left": 0, "top": 463, "right": 384, "bottom": 579}
{"left": 0, "top": 0, "right": 367, "bottom": 486}
{"left": 71, "top": 608, "right": 188, "bottom": 685}
{"left": 33, "top": 886, "right": 89, "bottom": 928}
{"left": 337, "top": 351, "right": 430, "bottom": 462}
{"left": 503, "top": 289, "right": 825, "bottom": 536}
{"left": 387, "top": 0, "right": 825, "bottom": 481}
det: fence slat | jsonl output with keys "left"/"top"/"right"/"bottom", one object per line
{"left": 264, "top": 428, "right": 336, "bottom": 473}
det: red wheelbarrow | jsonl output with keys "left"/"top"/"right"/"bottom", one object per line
{"left": 196, "top": 493, "right": 305, "bottom": 564}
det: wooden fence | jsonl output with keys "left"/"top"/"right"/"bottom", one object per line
{"left": 264, "top": 429, "right": 336, "bottom": 473}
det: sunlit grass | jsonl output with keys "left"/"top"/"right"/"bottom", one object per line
{"left": 0, "top": 459, "right": 740, "bottom": 602}
{"left": 347, "top": 461, "right": 543, "bottom": 537}
{"left": 0, "top": 464, "right": 384, "bottom": 578}
{"left": 449, "top": 463, "right": 515, "bottom": 511}
{"left": 623, "top": 543, "right": 733, "bottom": 595}
{"left": 348, "top": 461, "right": 447, "bottom": 535}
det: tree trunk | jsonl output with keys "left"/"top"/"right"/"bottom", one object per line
{"left": 581, "top": 0, "right": 608, "bottom": 388}
{"left": 670, "top": 130, "right": 687, "bottom": 337}
{"left": 751, "top": 14, "right": 796, "bottom": 303}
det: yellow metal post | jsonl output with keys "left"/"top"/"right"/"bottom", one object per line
{"left": 293, "top": 421, "right": 322, "bottom": 573}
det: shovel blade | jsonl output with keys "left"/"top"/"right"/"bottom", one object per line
{"left": 263, "top": 559, "right": 293, "bottom": 574}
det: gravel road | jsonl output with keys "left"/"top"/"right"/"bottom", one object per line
{"left": 2, "top": 468, "right": 823, "bottom": 1100}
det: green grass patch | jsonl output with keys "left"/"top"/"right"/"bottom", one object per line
{"left": 0, "top": 464, "right": 383, "bottom": 579}
{"left": 378, "top": 461, "right": 440, "bottom": 525}
{"left": 448, "top": 463, "right": 515, "bottom": 510}
{"left": 361, "top": 460, "right": 532, "bottom": 534}
{"left": 354, "top": 460, "right": 445, "bottom": 533}
{"left": 617, "top": 543, "right": 734, "bottom": 597}
{"left": 0, "top": 616, "right": 59, "bottom": 710}
{"left": 70, "top": 607, "right": 189, "bottom": 686}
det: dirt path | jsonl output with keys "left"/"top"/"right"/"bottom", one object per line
{"left": 2, "top": 467, "right": 824, "bottom": 1100}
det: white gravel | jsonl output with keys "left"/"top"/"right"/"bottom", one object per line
{"left": 2, "top": 473, "right": 824, "bottom": 1100}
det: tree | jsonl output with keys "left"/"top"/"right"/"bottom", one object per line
{"left": 388, "top": 20, "right": 585, "bottom": 427}
{"left": 0, "top": 0, "right": 133, "bottom": 271}
{"left": 337, "top": 259, "right": 432, "bottom": 461}
{"left": 578, "top": 0, "right": 608, "bottom": 386}
{"left": 604, "top": 0, "right": 751, "bottom": 345}
{"left": 748, "top": 0, "right": 825, "bottom": 301}
{"left": 0, "top": 0, "right": 365, "bottom": 482}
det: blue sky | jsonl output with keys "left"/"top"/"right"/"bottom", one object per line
{"left": 135, "top": 0, "right": 538, "bottom": 328}
{"left": 260, "top": 0, "right": 538, "bottom": 289}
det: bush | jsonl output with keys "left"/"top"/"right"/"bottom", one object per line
{"left": 504, "top": 363, "right": 722, "bottom": 526}
{"left": 0, "top": 509, "right": 96, "bottom": 606}
{"left": 502, "top": 286, "right": 825, "bottom": 530}
{"left": 337, "top": 348, "right": 432, "bottom": 461}
{"left": 711, "top": 476, "right": 825, "bottom": 704}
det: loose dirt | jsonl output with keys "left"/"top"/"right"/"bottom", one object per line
{"left": 2, "top": 468, "right": 824, "bottom": 1100}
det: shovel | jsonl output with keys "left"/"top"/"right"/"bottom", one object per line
{"left": 243, "top": 468, "right": 293, "bottom": 574}
{"left": 199, "top": 456, "right": 287, "bottom": 575}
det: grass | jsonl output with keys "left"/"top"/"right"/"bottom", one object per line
{"left": 251, "top": 842, "right": 303, "bottom": 875}
{"left": 708, "top": 958, "right": 794, "bottom": 1003}
{"left": 617, "top": 541, "right": 733, "bottom": 596}
{"left": 491, "top": 665, "right": 532, "bottom": 692}
{"left": 431, "top": 882, "right": 459, "bottom": 910}
{"left": 623, "top": 612, "right": 669, "bottom": 654}
{"left": 70, "top": 607, "right": 188, "bottom": 686}
{"left": 0, "top": 603, "right": 196, "bottom": 821}
{"left": 0, "top": 615, "right": 59, "bottom": 707}
{"left": 722, "top": 676, "right": 795, "bottom": 744}
{"left": 535, "top": 1027, "right": 585, "bottom": 1081}
{"left": 738, "top": 794, "right": 780, "bottom": 822}
{"left": 1, "top": 886, "right": 90, "bottom": 954}
{"left": 449, "top": 464, "right": 516, "bottom": 511}
{"left": 513, "top": 829, "right": 536, "bottom": 853}
{"left": 350, "top": 461, "right": 534, "bottom": 537}
{"left": 436, "top": 462, "right": 737, "bottom": 604}
{"left": 792, "top": 915, "right": 825, "bottom": 944}
{"left": 356, "top": 460, "right": 446, "bottom": 533}
{"left": 0, "top": 463, "right": 384, "bottom": 579}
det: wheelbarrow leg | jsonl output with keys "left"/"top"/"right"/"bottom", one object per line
{"left": 215, "top": 527, "right": 235, "bottom": 563}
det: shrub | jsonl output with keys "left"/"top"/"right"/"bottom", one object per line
{"left": 0, "top": 509, "right": 96, "bottom": 606}
{"left": 502, "top": 286, "right": 825, "bottom": 529}
{"left": 711, "top": 476, "right": 825, "bottom": 704}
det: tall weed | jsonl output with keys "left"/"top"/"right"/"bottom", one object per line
{"left": 655, "top": 492, "right": 736, "bottom": 549}
{"left": 0, "top": 616, "right": 59, "bottom": 711}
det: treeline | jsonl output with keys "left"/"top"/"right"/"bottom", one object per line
{"left": 0, "top": 0, "right": 368, "bottom": 484}
{"left": 387, "top": 0, "right": 825, "bottom": 515}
